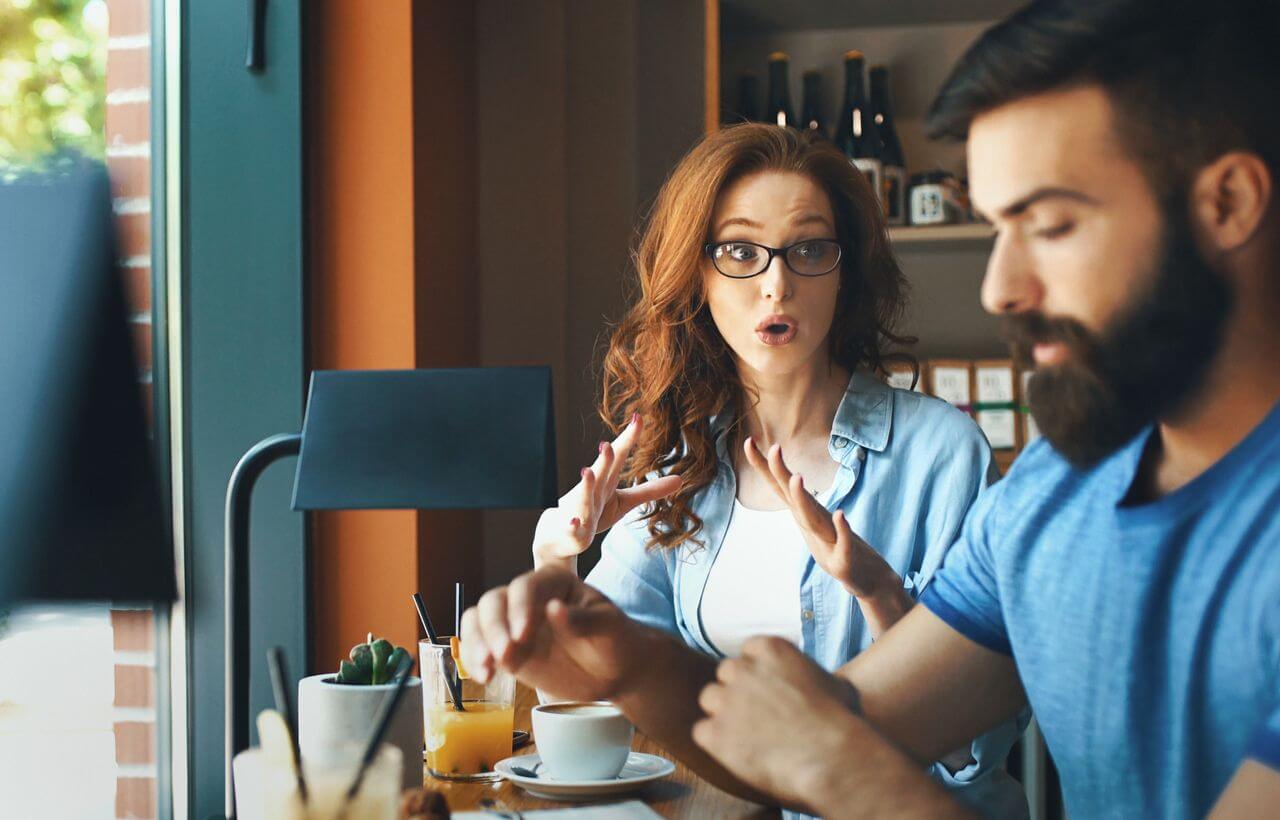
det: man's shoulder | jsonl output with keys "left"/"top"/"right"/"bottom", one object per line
{"left": 975, "top": 436, "right": 1086, "bottom": 520}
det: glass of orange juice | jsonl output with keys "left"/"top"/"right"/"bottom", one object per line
{"left": 420, "top": 638, "right": 514, "bottom": 781}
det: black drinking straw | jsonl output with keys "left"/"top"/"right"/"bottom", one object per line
{"left": 267, "top": 647, "right": 308, "bottom": 803}
{"left": 454, "top": 582, "right": 464, "bottom": 640}
{"left": 411, "top": 592, "right": 465, "bottom": 712}
{"left": 454, "top": 582, "right": 464, "bottom": 688}
{"left": 339, "top": 655, "right": 413, "bottom": 815}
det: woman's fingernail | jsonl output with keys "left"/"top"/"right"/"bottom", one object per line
{"left": 581, "top": 467, "right": 591, "bottom": 478}
{"left": 570, "top": 517, "right": 581, "bottom": 529}
{"left": 599, "top": 441, "right": 607, "bottom": 453}
{"left": 632, "top": 412, "right": 640, "bottom": 424}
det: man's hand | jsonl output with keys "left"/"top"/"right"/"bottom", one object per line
{"left": 459, "top": 566, "right": 639, "bottom": 702}
{"left": 693, "top": 636, "right": 971, "bottom": 819}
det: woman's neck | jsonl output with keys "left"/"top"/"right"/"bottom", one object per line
{"left": 738, "top": 357, "right": 850, "bottom": 449}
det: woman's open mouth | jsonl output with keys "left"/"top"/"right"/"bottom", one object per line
{"left": 755, "top": 315, "right": 798, "bottom": 346}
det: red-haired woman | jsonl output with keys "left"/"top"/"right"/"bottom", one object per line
{"left": 527, "top": 124, "right": 1024, "bottom": 816}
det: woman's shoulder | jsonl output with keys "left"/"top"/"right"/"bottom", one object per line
{"left": 884, "top": 385, "right": 992, "bottom": 465}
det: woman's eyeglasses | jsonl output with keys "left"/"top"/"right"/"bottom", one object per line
{"left": 703, "top": 239, "right": 842, "bottom": 279}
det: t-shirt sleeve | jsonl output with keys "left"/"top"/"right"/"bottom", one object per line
{"left": 584, "top": 507, "right": 679, "bottom": 637}
{"left": 1247, "top": 595, "right": 1280, "bottom": 770}
{"left": 918, "top": 475, "right": 1012, "bottom": 655}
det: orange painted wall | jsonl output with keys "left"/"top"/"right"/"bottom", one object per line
{"left": 308, "top": 0, "right": 419, "bottom": 671}
{"left": 308, "top": 1, "right": 479, "bottom": 673}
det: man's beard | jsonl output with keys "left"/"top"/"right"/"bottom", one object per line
{"left": 1003, "top": 203, "right": 1233, "bottom": 468}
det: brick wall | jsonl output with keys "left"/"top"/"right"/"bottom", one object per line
{"left": 106, "top": 0, "right": 158, "bottom": 817}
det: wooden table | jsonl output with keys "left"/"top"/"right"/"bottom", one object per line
{"left": 424, "top": 686, "right": 779, "bottom": 818}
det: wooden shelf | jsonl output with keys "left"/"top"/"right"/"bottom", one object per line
{"left": 888, "top": 223, "right": 995, "bottom": 247}
{"left": 720, "top": 0, "right": 1023, "bottom": 33}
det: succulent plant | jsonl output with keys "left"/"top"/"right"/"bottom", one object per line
{"left": 336, "top": 633, "right": 412, "bottom": 685}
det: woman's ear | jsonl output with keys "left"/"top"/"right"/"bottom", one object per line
{"left": 1189, "top": 151, "right": 1273, "bottom": 252}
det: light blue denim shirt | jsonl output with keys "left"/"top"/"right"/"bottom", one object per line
{"left": 585, "top": 371, "right": 1028, "bottom": 819}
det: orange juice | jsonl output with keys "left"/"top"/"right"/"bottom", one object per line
{"left": 424, "top": 701, "right": 514, "bottom": 777}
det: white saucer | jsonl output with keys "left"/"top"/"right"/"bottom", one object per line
{"left": 494, "top": 752, "right": 676, "bottom": 801}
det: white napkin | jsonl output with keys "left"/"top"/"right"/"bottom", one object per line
{"left": 453, "top": 799, "right": 662, "bottom": 819}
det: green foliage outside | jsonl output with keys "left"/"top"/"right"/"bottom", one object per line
{"left": 0, "top": 0, "right": 107, "bottom": 175}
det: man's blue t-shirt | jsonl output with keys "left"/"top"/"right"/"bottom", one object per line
{"left": 921, "top": 400, "right": 1280, "bottom": 818}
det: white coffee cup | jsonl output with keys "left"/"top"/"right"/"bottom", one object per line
{"left": 531, "top": 701, "right": 634, "bottom": 781}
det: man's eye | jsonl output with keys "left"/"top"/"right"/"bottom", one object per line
{"left": 1035, "top": 222, "right": 1074, "bottom": 239}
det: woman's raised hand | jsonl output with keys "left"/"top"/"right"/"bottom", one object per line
{"left": 742, "top": 437, "right": 911, "bottom": 638}
{"left": 532, "top": 415, "right": 683, "bottom": 567}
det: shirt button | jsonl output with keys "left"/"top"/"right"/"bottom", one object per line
{"left": 833, "top": 439, "right": 849, "bottom": 450}
{"left": 802, "top": 610, "right": 814, "bottom": 620}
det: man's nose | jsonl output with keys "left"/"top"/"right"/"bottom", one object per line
{"left": 981, "top": 233, "right": 1043, "bottom": 315}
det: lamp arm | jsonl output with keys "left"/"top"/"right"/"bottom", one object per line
{"left": 224, "top": 431, "right": 302, "bottom": 818}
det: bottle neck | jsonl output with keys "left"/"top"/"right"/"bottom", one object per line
{"left": 870, "top": 76, "right": 891, "bottom": 120}
{"left": 768, "top": 62, "right": 791, "bottom": 104}
{"left": 843, "top": 60, "right": 867, "bottom": 108}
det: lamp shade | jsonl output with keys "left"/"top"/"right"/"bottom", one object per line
{"left": 291, "top": 367, "right": 557, "bottom": 510}
{"left": 0, "top": 163, "right": 176, "bottom": 606}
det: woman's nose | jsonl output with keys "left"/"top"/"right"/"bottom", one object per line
{"left": 758, "top": 254, "right": 792, "bottom": 301}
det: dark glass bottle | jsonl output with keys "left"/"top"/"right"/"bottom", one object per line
{"left": 735, "top": 72, "right": 761, "bottom": 123}
{"left": 835, "top": 50, "right": 882, "bottom": 203}
{"left": 870, "top": 65, "right": 907, "bottom": 225}
{"left": 800, "top": 70, "right": 827, "bottom": 139}
{"left": 765, "top": 52, "right": 796, "bottom": 129}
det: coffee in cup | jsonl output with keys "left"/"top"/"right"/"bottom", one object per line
{"left": 530, "top": 701, "right": 634, "bottom": 781}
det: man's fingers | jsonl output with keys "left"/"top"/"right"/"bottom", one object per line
{"left": 545, "top": 597, "right": 616, "bottom": 640}
{"left": 690, "top": 717, "right": 719, "bottom": 753}
{"left": 459, "top": 607, "right": 494, "bottom": 683}
{"left": 697, "top": 680, "right": 725, "bottom": 715}
{"left": 476, "top": 588, "right": 513, "bottom": 665}
{"left": 506, "top": 567, "right": 589, "bottom": 639}
{"left": 740, "top": 635, "right": 798, "bottom": 664}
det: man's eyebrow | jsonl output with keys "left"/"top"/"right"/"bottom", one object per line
{"left": 975, "top": 187, "right": 1100, "bottom": 222}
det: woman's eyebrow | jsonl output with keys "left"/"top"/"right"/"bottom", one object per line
{"left": 714, "top": 213, "right": 833, "bottom": 234}
{"left": 714, "top": 216, "right": 763, "bottom": 233}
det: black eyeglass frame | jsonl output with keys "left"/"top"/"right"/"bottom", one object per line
{"left": 702, "top": 238, "right": 844, "bottom": 279}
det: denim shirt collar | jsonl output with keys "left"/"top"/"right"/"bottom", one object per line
{"left": 708, "top": 371, "right": 894, "bottom": 466}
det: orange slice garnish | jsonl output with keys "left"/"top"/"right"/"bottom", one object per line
{"left": 449, "top": 635, "right": 469, "bottom": 680}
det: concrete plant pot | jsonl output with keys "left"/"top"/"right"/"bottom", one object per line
{"left": 297, "top": 673, "right": 424, "bottom": 791}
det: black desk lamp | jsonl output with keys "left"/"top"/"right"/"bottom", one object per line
{"left": 0, "top": 163, "right": 176, "bottom": 606}
{"left": 224, "top": 366, "right": 557, "bottom": 816}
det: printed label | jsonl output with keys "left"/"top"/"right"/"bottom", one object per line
{"left": 978, "top": 410, "right": 1018, "bottom": 450}
{"left": 931, "top": 366, "right": 971, "bottom": 407}
{"left": 975, "top": 366, "right": 1015, "bottom": 403}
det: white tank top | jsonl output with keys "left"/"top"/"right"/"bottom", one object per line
{"left": 699, "top": 500, "right": 808, "bottom": 657}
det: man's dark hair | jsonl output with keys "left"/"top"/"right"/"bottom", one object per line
{"left": 927, "top": 0, "right": 1280, "bottom": 195}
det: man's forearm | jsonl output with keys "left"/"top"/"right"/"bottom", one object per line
{"left": 805, "top": 713, "right": 976, "bottom": 820}
{"left": 608, "top": 626, "right": 778, "bottom": 805}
